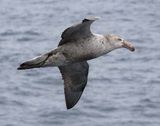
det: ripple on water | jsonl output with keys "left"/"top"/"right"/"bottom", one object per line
{"left": 0, "top": 30, "right": 21, "bottom": 36}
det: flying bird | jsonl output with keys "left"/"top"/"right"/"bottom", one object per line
{"left": 18, "top": 16, "right": 135, "bottom": 109}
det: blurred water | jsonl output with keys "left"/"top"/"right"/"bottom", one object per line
{"left": 0, "top": 0, "right": 160, "bottom": 126}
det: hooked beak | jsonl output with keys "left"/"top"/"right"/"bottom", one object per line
{"left": 122, "top": 41, "right": 135, "bottom": 52}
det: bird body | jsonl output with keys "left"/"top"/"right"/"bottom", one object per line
{"left": 18, "top": 16, "right": 135, "bottom": 109}
{"left": 59, "top": 34, "right": 110, "bottom": 62}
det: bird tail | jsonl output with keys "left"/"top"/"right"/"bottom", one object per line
{"left": 17, "top": 54, "right": 49, "bottom": 70}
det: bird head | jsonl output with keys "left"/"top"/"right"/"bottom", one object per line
{"left": 106, "top": 34, "right": 135, "bottom": 52}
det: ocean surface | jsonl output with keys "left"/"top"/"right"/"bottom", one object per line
{"left": 0, "top": 0, "right": 160, "bottom": 126}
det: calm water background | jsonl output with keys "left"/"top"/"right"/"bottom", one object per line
{"left": 0, "top": 0, "right": 160, "bottom": 126}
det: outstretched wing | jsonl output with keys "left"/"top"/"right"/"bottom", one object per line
{"left": 58, "top": 61, "right": 89, "bottom": 109}
{"left": 58, "top": 16, "right": 99, "bottom": 46}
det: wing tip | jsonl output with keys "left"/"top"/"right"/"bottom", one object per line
{"left": 65, "top": 90, "right": 83, "bottom": 110}
{"left": 83, "top": 16, "right": 100, "bottom": 22}
{"left": 66, "top": 104, "right": 74, "bottom": 110}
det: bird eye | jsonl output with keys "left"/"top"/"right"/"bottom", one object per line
{"left": 117, "top": 38, "right": 122, "bottom": 41}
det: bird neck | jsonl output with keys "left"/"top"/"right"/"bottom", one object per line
{"left": 103, "top": 35, "right": 121, "bottom": 53}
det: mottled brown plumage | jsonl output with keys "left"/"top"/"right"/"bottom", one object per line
{"left": 18, "top": 16, "right": 135, "bottom": 109}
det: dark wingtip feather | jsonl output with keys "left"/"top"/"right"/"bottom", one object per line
{"left": 65, "top": 89, "right": 83, "bottom": 110}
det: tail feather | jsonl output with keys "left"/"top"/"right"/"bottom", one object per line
{"left": 17, "top": 54, "right": 48, "bottom": 70}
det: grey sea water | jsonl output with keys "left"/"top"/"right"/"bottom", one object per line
{"left": 0, "top": 0, "right": 160, "bottom": 126}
